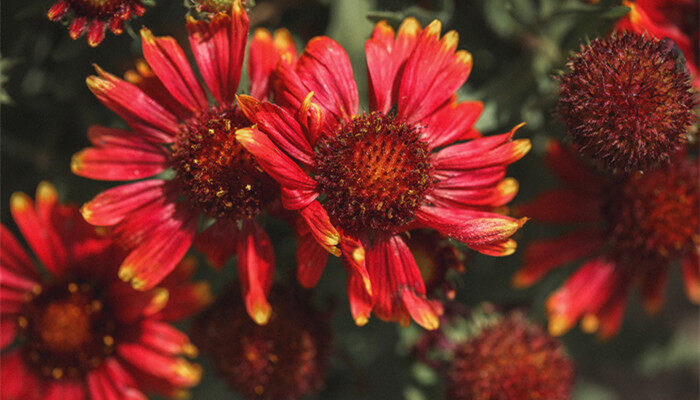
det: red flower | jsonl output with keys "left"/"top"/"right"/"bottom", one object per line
{"left": 515, "top": 141, "right": 699, "bottom": 338}
{"left": 71, "top": 1, "right": 297, "bottom": 325}
{"left": 47, "top": 0, "right": 147, "bottom": 47}
{"left": 191, "top": 285, "right": 331, "bottom": 400}
{"left": 235, "top": 18, "right": 530, "bottom": 329}
{"left": 616, "top": 0, "right": 700, "bottom": 88}
{"left": 1, "top": 182, "right": 210, "bottom": 399}
{"left": 558, "top": 33, "right": 696, "bottom": 173}
{"left": 447, "top": 311, "right": 575, "bottom": 400}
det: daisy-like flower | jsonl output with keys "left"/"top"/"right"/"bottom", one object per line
{"left": 616, "top": 0, "right": 699, "bottom": 88}
{"left": 71, "top": 0, "right": 297, "bottom": 324}
{"left": 235, "top": 18, "right": 530, "bottom": 329}
{"left": 1, "top": 182, "right": 209, "bottom": 399}
{"left": 515, "top": 141, "right": 699, "bottom": 338}
{"left": 47, "top": 0, "right": 148, "bottom": 47}
{"left": 191, "top": 285, "right": 331, "bottom": 400}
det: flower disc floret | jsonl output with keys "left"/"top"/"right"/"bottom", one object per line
{"left": 315, "top": 112, "right": 434, "bottom": 236}
{"left": 170, "top": 108, "right": 278, "bottom": 220}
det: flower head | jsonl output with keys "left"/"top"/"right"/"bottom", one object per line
{"left": 558, "top": 33, "right": 696, "bottom": 173}
{"left": 516, "top": 141, "right": 699, "bottom": 338}
{"left": 191, "top": 286, "right": 330, "bottom": 400}
{"left": 235, "top": 18, "right": 530, "bottom": 330}
{"left": 447, "top": 311, "right": 574, "bottom": 400}
{"left": 616, "top": 0, "right": 699, "bottom": 89}
{"left": 47, "top": 0, "right": 147, "bottom": 46}
{"left": 1, "top": 182, "right": 209, "bottom": 399}
{"left": 71, "top": 0, "right": 297, "bottom": 324}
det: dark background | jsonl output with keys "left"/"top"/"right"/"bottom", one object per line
{"left": 1, "top": 0, "right": 698, "bottom": 398}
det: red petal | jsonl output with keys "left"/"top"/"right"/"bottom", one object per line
{"left": 296, "top": 231, "right": 329, "bottom": 288}
{"left": 0, "top": 225, "right": 39, "bottom": 280}
{"left": 513, "top": 230, "right": 604, "bottom": 288}
{"left": 71, "top": 145, "right": 167, "bottom": 181}
{"left": 366, "top": 18, "right": 422, "bottom": 113}
{"left": 640, "top": 263, "right": 668, "bottom": 314}
{"left": 435, "top": 166, "right": 506, "bottom": 189}
{"left": 10, "top": 191, "right": 67, "bottom": 276}
{"left": 116, "top": 201, "right": 198, "bottom": 290}
{"left": 681, "top": 253, "right": 700, "bottom": 304}
{"left": 87, "top": 19, "right": 106, "bottom": 47}
{"left": 81, "top": 180, "right": 169, "bottom": 226}
{"left": 69, "top": 17, "right": 87, "bottom": 39}
{"left": 366, "top": 236, "right": 440, "bottom": 330}
{"left": 44, "top": 380, "right": 86, "bottom": 400}
{"left": 431, "top": 127, "right": 531, "bottom": 172}
{"left": 123, "top": 61, "right": 193, "bottom": 121}
{"left": 347, "top": 264, "right": 373, "bottom": 326}
{"left": 248, "top": 28, "right": 287, "bottom": 100}
{"left": 397, "top": 20, "right": 472, "bottom": 124}
{"left": 186, "top": 4, "right": 248, "bottom": 106}
{"left": 415, "top": 205, "right": 526, "bottom": 247}
{"left": 136, "top": 320, "right": 195, "bottom": 357}
{"left": 235, "top": 127, "right": 317, "bottom": 191}
{"left": 236, "top": 219, "right": 275, "bottom": 325}
{"left": 47, "top": 1, "right": 69, "bottom": 21}
{"left": 0, "top": 316, "right": 18, "bottom": 350}
{"left": 88, "top": 66, "right": 179, "bottom": 143}
{"left": 298, "top": 201, "right": 341, "bottom": 256}
{"left": 237, "top": 95, "right": 314, "bottom": 165}
{"left": 469, "top": 238, "right": 518, "bottom": 257}
{"left": 546, "top": 258, "right": 616, "bottom": 336}
{"left": 428, "top": 177, "right": 519, "bottom": 208}
{"left": 295, "top": 36, "right": 358, "bottom": 124}
{"left": 141, "top": 28, "right": 208, "bottom": 112}
{"left": 421, "top": 100, "right": 483, "bottom": 149}
{"left": 1, "top": 351, "right": 45, "bottom": 399}
{"left": 194, "top": 219, "right": 238, "bottom": 269}
{"left": 117, "top": 342, "right": 201, "bottom": 388}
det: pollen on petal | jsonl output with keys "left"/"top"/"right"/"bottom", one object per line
{"left": 398, "top": 17, "right": 421, "bottom": 37}
{"left": 547, "top": 314, "right": 571, "bottom": 337}
{"left": 442, "top": 30, "right": 459, "bottom": 51}
{"left": 10, "top": 192, "right": 31, "bottom": 212}
{"left": 424, "top": 19, "right": 441, "bottom": 37}
{"left": 251, "top": 301, "right": 272, "bottom": 326}
{"left": 36, "top": 181, "right": 58, "bottom": 203}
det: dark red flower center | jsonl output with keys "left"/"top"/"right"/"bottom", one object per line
{"left": 66, "top": 0, "right": 132, "bottom": 17}
{"left": 170, "top": 107, "right": 279, "bottom": 221}
{"left": 18, "top": 280, "right": 118, "bottom": 380}
{"left": 314, "top": 112, "right": 434, "bottom": 236}
{"left": 604, "top": 160, "right": 699, "bottom": 263}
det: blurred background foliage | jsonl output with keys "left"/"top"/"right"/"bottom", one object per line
{"left": 1, "top": 0, "right": 698, "bottom": 399}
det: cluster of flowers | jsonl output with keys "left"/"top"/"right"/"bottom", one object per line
{"left": 0, "top": 0, "right": 696, "bottom": 399}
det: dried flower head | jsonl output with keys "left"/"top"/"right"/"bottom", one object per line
{"left": 558, "top": 33, "right": 696, "bottom": 173}
{"left": 191, "top": 286, "right": 331, "bottom": 400}
{"left": 447, "top": 312, "right": 574, "bottom": 400}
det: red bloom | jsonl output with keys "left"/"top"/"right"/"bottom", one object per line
{"left": 447, "top": 311, "right": 575, "bottom": 400}
{"left": 47, "top": 0, "right": 147, "bottom": 46}
{"left": 558, "top": 33, "right": 696, "bottom": 173}
{"left": 235, "top": 18, "right": 530, "bottom": 329}
{"left": 71, "top": 1, "right": 297, "bottom": 325}
{"left": 616, "top": 0, "right": 699, "bottom": 89}
{"left": 515, "top": 141, "right": 699, "bottom": 338}
{"left": 1, "top": 182, "right": 209, "bottom": 399}
{"left": 191, "top": 286, "right": 331, "bottom": 400}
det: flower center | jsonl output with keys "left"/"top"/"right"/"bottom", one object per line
{"left": 67, "top": 0, "right": 125, "bottom": 16}
{"left": 19, "top": 281, "right": 117, "bottom": 380}
{"left": 171, "top": 108, "right": 279, "bottom": 221}
{"left": 604, "top": 161, "right": 699, "bottom": 262}
{"left": 314, "top": 112, "right": 433, "bottom": 236}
